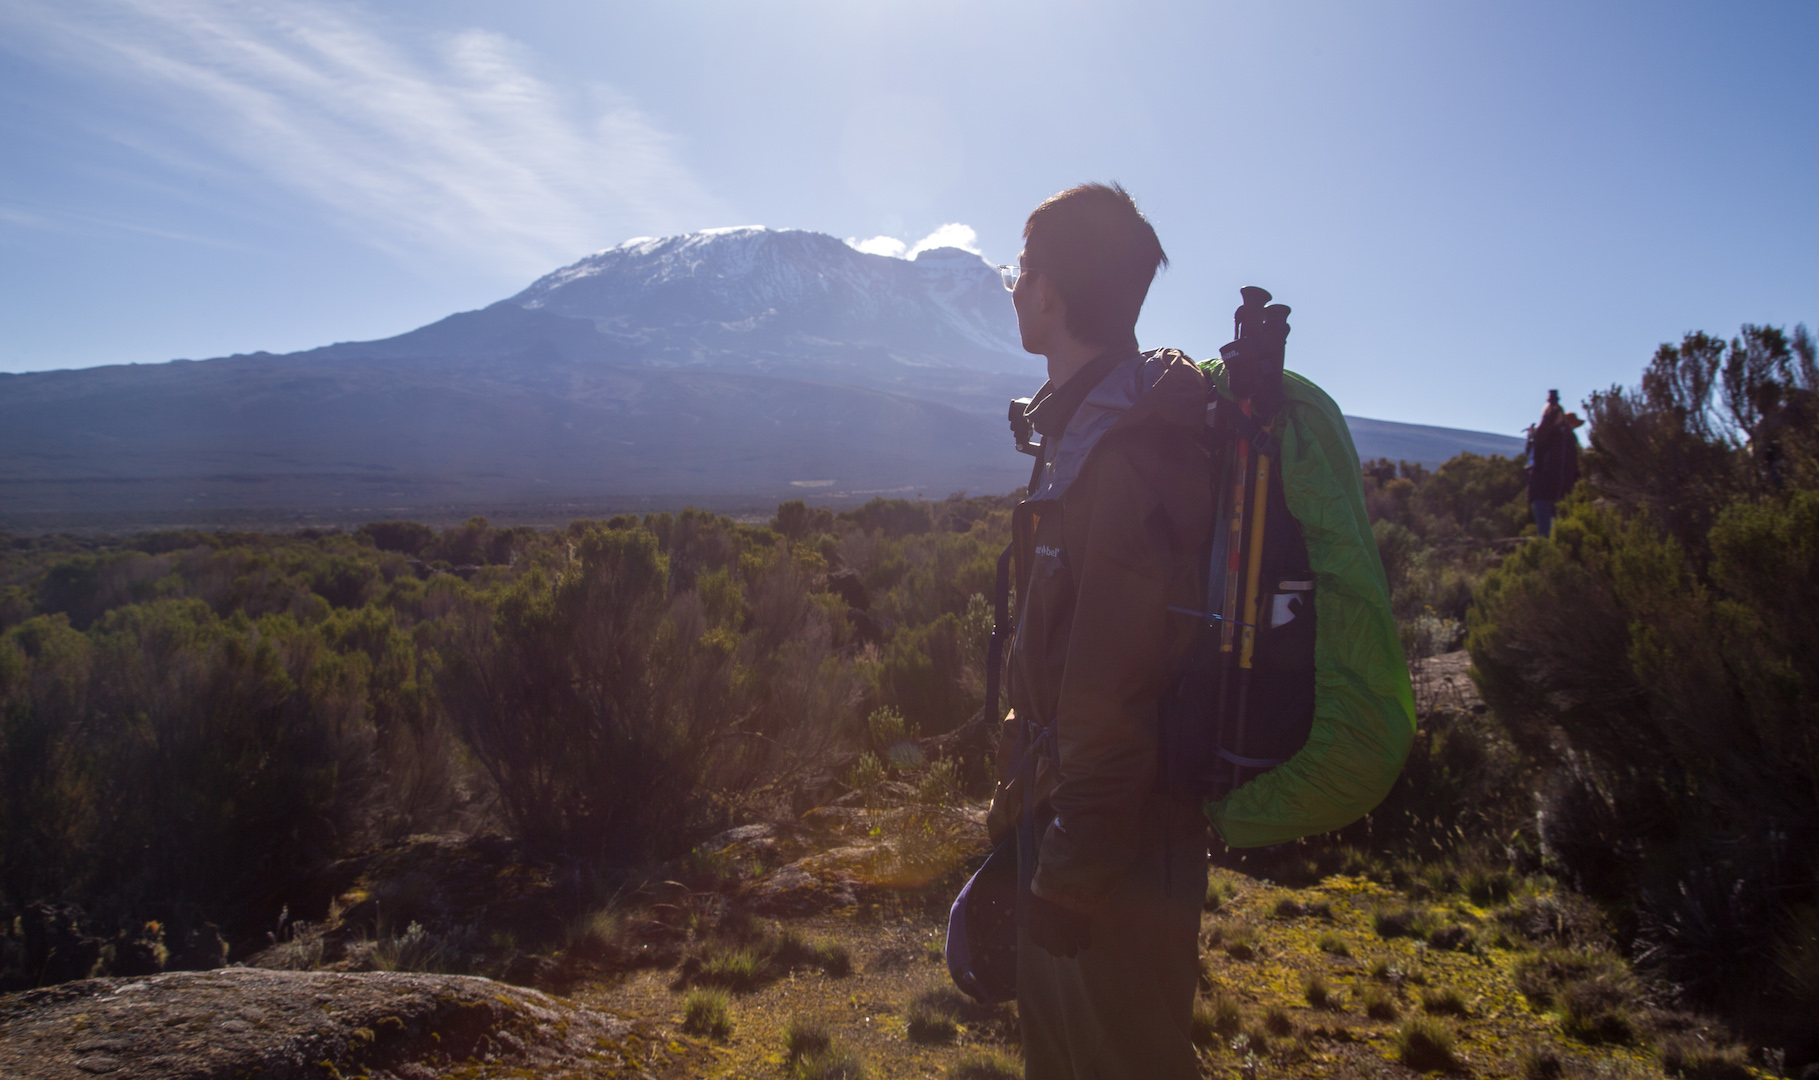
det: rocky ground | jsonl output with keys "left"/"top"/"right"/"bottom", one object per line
{"left": 0, "top": 967, "right": 711, "bottom": 1079}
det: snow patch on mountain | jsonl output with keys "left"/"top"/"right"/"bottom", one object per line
{"left": 511, "top": 226, "right": 1026, "bottom": 364}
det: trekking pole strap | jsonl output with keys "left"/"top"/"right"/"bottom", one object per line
{"left": 984, "top": 543, "right": 1013, "bottom": 726}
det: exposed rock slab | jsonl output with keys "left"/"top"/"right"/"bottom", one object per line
{"left": 0, "top": 967, "right": 703, "bottom": 1079}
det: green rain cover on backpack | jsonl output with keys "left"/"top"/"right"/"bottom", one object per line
{"left": 1199, "top": 359, "right": 1417, "bottom": 848}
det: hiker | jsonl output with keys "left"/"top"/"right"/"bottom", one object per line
{"left": 984, "top": 183, "right": 1212, "bottom": 1080}
{"left": 1526, "top": 390, "right": 1579, "bottom": 538}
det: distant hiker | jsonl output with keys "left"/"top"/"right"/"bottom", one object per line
{"left": 1526, "top": 390, "right": 1580, "bottom": 537}
{"left": 981, "top": 183, "right": 1211, "bottom": 1080}
{"left": 1749, "top": 380, "right": 1817, "bottom": 488}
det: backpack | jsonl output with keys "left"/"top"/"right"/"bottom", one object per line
{"left": 1163, "top": 288, "right": 1416, "bottom": 847}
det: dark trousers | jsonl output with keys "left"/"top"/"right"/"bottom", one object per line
{"left": 1532, "top": 498, "right": 1557, "bottom": 538}
{"left": 1017, "top": 815, "right": 1206, "bottom": 1080}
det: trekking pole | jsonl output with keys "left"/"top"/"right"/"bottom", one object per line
{"left": 1215, "top": 287, "right": 1292, "bottom": 794}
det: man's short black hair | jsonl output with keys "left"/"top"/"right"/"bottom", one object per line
{"left": 1022, "top": 183, "right": 1168, "bottom": 348}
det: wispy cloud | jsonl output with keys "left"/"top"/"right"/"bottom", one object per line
{"left": 0, "top": 0, "right": 731, "bottom": 274}
{"left": 846, "top": 223, "right": 983, "bottom": 261}
{"left": 847, "top": 235, "right": 908, "bottom": 258}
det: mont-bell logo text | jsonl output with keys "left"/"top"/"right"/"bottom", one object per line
{"left": 1035, "top": 545, "right": 1062, "bottom": 559}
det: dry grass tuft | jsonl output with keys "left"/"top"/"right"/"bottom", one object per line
{"left": 681, "top": 988, "right": 733, "bottom": 1039}
{"left": 945, "top": 1052, "right": 1019, "bottom": 1079}
{"left": 1190, "top": 991, "right": 1243, "bottom": 1046}
{"left": 1363, "top": 985, "right": 1401, "bottom": 1021}
{"left": 1659, "top": 1035, "right": 1754, "bottom": 1080}
{"left": 1396, "top": 1016, "right": 1463, "bottom": 1072}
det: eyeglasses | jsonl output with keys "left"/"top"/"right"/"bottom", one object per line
{"left": 997, "top": 264, "right": 1027, "bottom": 292}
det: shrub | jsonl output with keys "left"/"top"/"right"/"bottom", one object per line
{"left": 946, "top": 1053, "right": 1019, "bottom": 1080}
{"left": 905, "top": 995, "right": 960, "bottom": 1044}
{"left": 866, "top": 706, "right": 908, "bottom": 751}
{"left": 784, "top": 1016, "right": 833, "bottom": 1061}
{"left": 372, "top": 921, "right": 466, "bottom": 974}
{"left": 878, "top": 614, "right": 975, "bottom": 736}
{"left": 1512, "top": 948, "right": 1625, "bottom": 1007}
{"left": 1470, "top": 339, "right": 1819, "bottom": 1038}
{"left": 1210, "top": 920, "right": 1262, "bottom": 961}
{"left": 440, "top": 524, "right": 862, "bottom": 862}
{"left": 694, "top": 945, "right": 765, "bottom": 991}
{"left": 1, "top": 602, "right": 378, "bottom": 935}
{"left": 796, "top": 1045, "right": 865, "bottom": 1080}
{"left": 1263, "top": 1006, "right": 1294, "bottom": 1036}
{"left": 772, "top": 930, "right": 852, "bottom": 978}
{"left": 1374, "top": 905, "right": 1437, "bottom": 940}
{"left": 915, "top": 758, "right": 962, "bottom": 807}
{"left": 1428, "top": 925, "right": 1475, "bottom": 952}
{"left": 681, "top": 989, "right": 733, "bottom": 1039}
{"left": 1557, "top": 976, "right": 1641, "bottom": 1045}
{"left": 1204, "top": 875, "right": 1239, "bottom": 912}
{"left": 1659, "top": 1035, "right": 1753, "bottom": 1080}
{"left": 566, "top": 909, "right": 624, "bottom": 960}
{"left": 1191, "top": 991, "right": 1242, "bottom": 1045}
{"left": 1316, "top": 931, "right": 1351, "bottom": 957}
{"left": 1304, "top": 974, "right": 1336, "bottom": 1009}
{"left": 1521, "top": 1047, "right": 1565, "bottom": 1080}
{"left": 1396, "top": 1017, "right": 1463, "bottom": 1072}
{"left": 1463, "top": 866, "right": 1514, "bottom": 906}
{"left": 1363, "top": 986, "right": 1400, "bottom": 1020}
{"left": 682, "top": 929, "right": 851, "bottom": 992}
{"left": 845, "top": 751, "right": 885, "bottom": 792}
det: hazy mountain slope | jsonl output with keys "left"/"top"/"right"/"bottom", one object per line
{"left": 1345, "top": 415, "right": 1524, "bottom": 466}
{"left": 0, "top": 352, "right": 1021, "bottom": 516}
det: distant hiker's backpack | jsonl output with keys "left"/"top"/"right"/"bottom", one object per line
{"left": 1162, "top": 288, "right": 1416, "bottom": 847}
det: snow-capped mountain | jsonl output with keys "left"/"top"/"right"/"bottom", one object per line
{"left": 297, "top": 226, "right": 1043, "bottom": 416}
{"left": 0, "top": 226, "right": 1519, "bottom": 526}
{"left": 516, "top": 227, "right": 1026, "bottom": 370}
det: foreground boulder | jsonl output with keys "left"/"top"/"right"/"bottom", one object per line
{"left": 0, "top": 967, "right": 703, "bottom": 1079}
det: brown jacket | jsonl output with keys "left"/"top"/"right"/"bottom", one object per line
{"left": 986, "top": 349, "right": 1215, "bottom": 914}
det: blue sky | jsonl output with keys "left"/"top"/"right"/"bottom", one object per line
{"left": 1, "top": 0, "right": 1814, "bottom": 436}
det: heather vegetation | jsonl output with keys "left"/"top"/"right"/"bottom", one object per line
{"left": 1, "top": 322, "right": 1815, "bottom": 1076}
{"left": 0, "top": 496, "right": 998, "bottom": 978}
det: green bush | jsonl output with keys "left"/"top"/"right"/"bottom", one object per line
{"left": 1, "top": 601, "right": 377, "bottom": 934}
{"left": 1468, "top": 327, "right": 1819, "bottom": 1039}
{"left": 878, "top": 613, "right": 976, "bottom": 736}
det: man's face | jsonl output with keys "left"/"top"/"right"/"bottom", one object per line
{"left": 1010, "top": 249, "right": 1058, "bottom": 356}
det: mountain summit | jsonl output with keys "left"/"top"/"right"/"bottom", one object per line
{"left": 515, "top": 227, "right": 1028, "bottom": 376}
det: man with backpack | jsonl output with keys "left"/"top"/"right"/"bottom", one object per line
{"left": 1526, "top": 389, "right": 1581, "bottom": 538}
{"left": 983, "top": 183, "right": 1213, "bottom": 1080}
